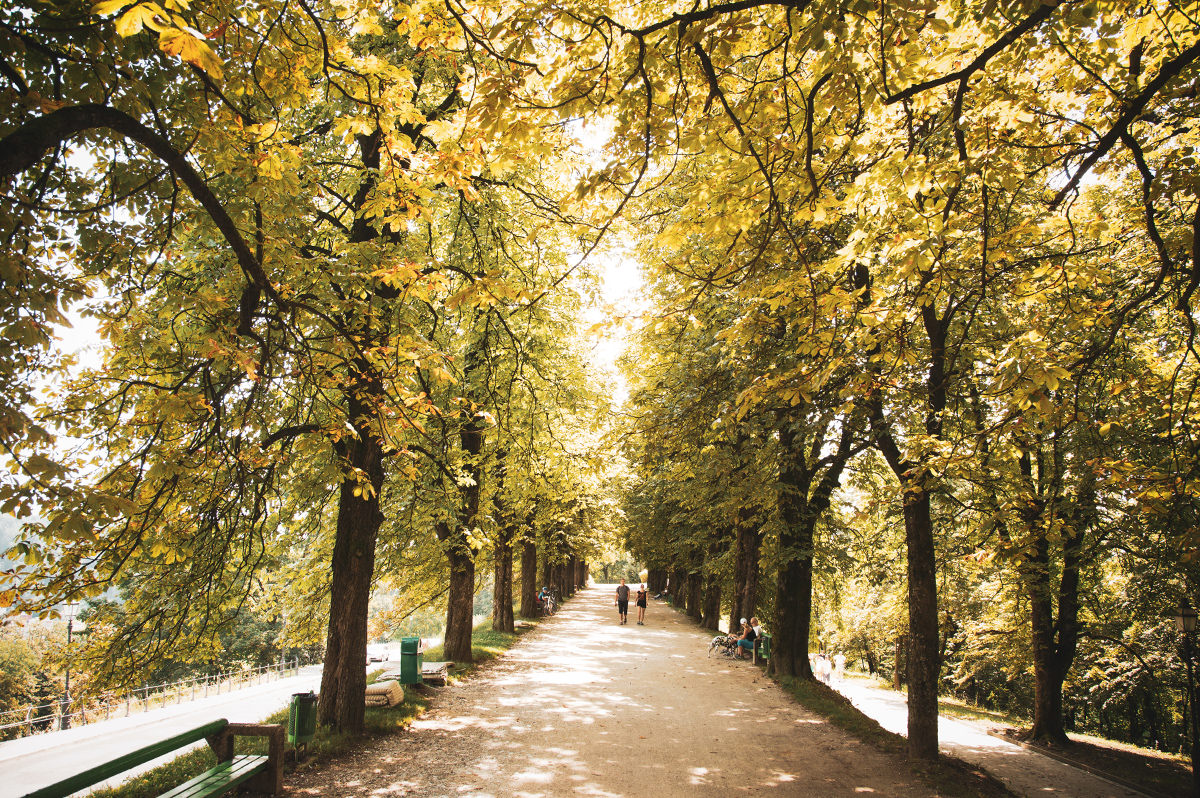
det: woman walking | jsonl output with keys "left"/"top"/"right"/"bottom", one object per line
{"left": 635, "top": 584, "right": 648, "bottom": 625}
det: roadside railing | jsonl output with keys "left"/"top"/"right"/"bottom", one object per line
{"left": 0, "top": 658, "right": 307, "bottom": 739}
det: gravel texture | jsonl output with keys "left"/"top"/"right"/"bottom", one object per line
{"left": 288, "top": 584, "right": 937, "bottom": 797}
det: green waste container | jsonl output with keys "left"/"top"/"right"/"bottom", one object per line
{"left": 288, "top": 691, "right": 318, "bottom": 746}
{"left": 399, "top": 636, "right": 423, "bottom": 685}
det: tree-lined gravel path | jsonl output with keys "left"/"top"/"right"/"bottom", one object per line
{"left": 290, "top": 584, "right": 936, "bottom": 797}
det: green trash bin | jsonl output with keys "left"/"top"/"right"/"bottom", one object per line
{"left": 399, "top": 636, "right": 423, "bottom": 685}
{"left": 288, "top": 691, "right": 318, "bottom": 747}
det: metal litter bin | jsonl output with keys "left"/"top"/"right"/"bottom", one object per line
{"left": 399, "top": 636, "right": 423, "bottom": 685}
{"left": 288, "top": 691, "right": 318, "bottom": 746}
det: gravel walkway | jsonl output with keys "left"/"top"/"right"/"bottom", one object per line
{"left": 288, "top": 584, "right": 937, "bottom": 797}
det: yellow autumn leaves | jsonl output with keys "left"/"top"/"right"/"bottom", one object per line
{"left": 92, "top": 0, "right": 223, "bottom": 78}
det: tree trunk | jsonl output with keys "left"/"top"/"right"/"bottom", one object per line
{"left": 902, "top": 487, "right": 939, "bottom": 759}
{"left": 318, "top": 404, "right": 384, "bottom": 733}
{"left": 555, "top": 559, "right": 569, "bottom": 598}
{"left": 566, "top": 555, "right": 578, "bottom": 596}
{"left": 492, "top": 450, "right": 515, "bottom": 633}
{"left": 520, "top": 537, "right": 538, "bottom": 617}
{"left": 701, "top": 574, "right": 721, "bottom": 630}
{"left": 541, "top": 545, "right": 553, "bottom": 594}
{"left": 444, "top": 539, "right": 476, "bottom": 662}
{"left": 1022, "top": 451, "right": 1087, "bottom": 745}
{"left": 771, "top": 424, "right": 815, "bottom": 679}
{"left": 439, "top": 400, "right": 485, "bottom": 663}
{"left": 492, "top": 536, "right": 514, "bottom": 632}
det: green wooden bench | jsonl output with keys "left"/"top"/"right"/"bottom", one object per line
{"left": 23, "top": 719, "right": 283, "bottom": 798}
{"left": 754, "top": 633, "right": 772, "bottom": 664}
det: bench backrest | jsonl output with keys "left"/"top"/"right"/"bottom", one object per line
{"left": 23, "top": 719, "right": 229, "bottom": 798}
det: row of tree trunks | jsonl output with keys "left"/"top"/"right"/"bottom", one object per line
{"left": 646, "top": 568, "right": 668, "bottom": 593}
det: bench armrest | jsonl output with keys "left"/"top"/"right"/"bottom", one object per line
{"left": 206, "top": 723, "right": 284, "bottom": 795}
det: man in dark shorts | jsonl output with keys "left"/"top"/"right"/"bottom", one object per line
{"left": 615, "top": 579, "right": 630, "bottom": 625}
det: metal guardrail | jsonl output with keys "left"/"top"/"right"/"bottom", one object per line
{"left": 0, "top": 658, "right": 306, "bottom": 739}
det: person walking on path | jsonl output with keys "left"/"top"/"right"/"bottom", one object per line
{"left": 615, "top": 579, "right": 630, "bottom": 624}
{"left": 635, "top": 583, "right": 648, "bottom": 624}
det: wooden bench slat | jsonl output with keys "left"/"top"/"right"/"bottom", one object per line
{"left": 157, "top": 755, "right": 269, "bottom": 798}
{"left": 22, "top": 720, "right": 230, "bottom": 798}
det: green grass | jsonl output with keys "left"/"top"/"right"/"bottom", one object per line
{"left": 87, "top": 621, "right": 531, "bottom": 798}
{"left": 936, "top": 695, "right": 1025, "bottom": 727}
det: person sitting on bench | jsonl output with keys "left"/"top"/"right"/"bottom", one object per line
{"left": 735, "top": 618, "right": 756, "bottom": 659}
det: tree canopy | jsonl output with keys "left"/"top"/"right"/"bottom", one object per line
{"left": 2, "top": 0, "right": 1199, "bottom": 760}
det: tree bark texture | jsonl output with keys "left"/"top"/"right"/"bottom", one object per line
{"left": 770, "top": 415, "right": 853, "bottom": 680}
{"left": 492, "top": 535, "right": 515, "bottom": 632}
{"left": 686, "top": 570, "right": 703, "bottom": 620}
{"left": 702, "top": 574, "right": 722, "bottom": 630}
{"left": 520, "top": 537, "right": 538, "bottom": 617}
{"left": 492, "top": 449, "right": 515, "bottom": 633}
{"left": 317, "top": 393, "right": 384, "bottom": 733}
{"left": 773, "top": 423, "right": 814, "bottom": 679}
{"left": 1016, "top": 440, "right": 1089, "bottom": 744}
{"left": 902, "top": 486, "right": 940, "bottom": 760}
{"left": 439, "top": 400, "right": 485, "bottom": 662}
{"left": 729, "top": 507, "right": 761, "bottom": 636}
{"left": 444, "top": 539, "right": 476, "bottom": 662}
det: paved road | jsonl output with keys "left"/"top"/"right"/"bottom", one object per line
{"left": 828, "top": 676, "right": 1146, "bottom": 797}
{"left": 0, "top": 666, "right": 323, "bottom": 798}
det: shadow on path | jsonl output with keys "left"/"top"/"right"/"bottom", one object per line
{"left": 290, "top": 585, "right": 934, "bottom": 797}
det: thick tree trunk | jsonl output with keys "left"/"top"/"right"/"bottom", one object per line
{"left": 702, "top": 575, "right": 722, "bottom": 630}
{"left": 317, "top": 131, "right": 388, "bottom": 735}
{"left": 772, "top": 424, "right": 815, "bottom": 679}
{"left": 687, "top": 571, "right": 703, "bottom": 620}
{"left": 566, "top": 555, "right": 577, "bottom": 596}
{"left": 492, "top": 537, "right": 514, "bottom": 632}
{"left": 444, "top": 540, "right": 476, "bottom": 662}
{"left": 318, "top": 410, "right": 384, "bottom": 733}
{"left": 1024, "top": 530, "right": 1079, "bottom": 744}
{"left": 555, "top": 559, "right": 570, "bottom": 599}
{"left": 903, "top": 487, "right": 940, "bottom": 760}
{"left": 520, "top": 538, "right": 538, "bottom": 617}
{"left": 1022, "top": 454, "right": 1087, "bottom": 745}
{"left": 492, "top": 450, "right": 515, "bottom": 633}
{"left": 439, "top": 402, "right": 485, "bottom": 662}
{"left": 541, "top": 548, "right": 553, "bottom": 594}
{"left": 729, "top": 523, "right": 745, "bottom": 634}
{"left": 729, "top": 508, "right": 761, "bottom": 635}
